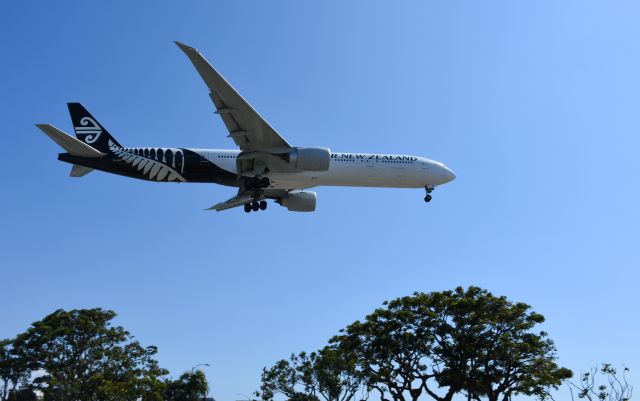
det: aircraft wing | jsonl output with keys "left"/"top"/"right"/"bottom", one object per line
{"left": 175, "top": 41, "right": 292, "bottom": 152}
{"left": 207, "top": 189, "right": 287, "bottom": 212}
{"left": 207, "top": 191, "right": 254, "bottom": 212}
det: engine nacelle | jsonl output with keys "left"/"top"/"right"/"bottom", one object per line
{"left": 286, "top": 147, "right": 331, "bottom": 172}
{"left": 277, "top": 191, "right": 317, "bottom": 212}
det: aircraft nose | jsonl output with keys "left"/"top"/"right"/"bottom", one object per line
{"left": 445, "top": 167, "right": 456, "bottom": 181}
{"left": 440, "top": 165, "right": 456, "bottom": 184}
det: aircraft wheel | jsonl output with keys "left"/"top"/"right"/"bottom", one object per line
{"left": 424, "top": 194, "right": 432, "bottom": 203}
{"left": 244, "top": 203, "right": 252, "bottom": 213}
{"left": 259, "top": 200, "right": 267, "bottom": 210}
{"left": 251, "top": 201, "right": 260, "bottom": 212}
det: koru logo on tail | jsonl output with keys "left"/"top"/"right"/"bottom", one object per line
{"left": 75, "top": 117, "right": 102, "bottom": 144}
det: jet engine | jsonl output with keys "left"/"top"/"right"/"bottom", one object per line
{"left": 284, "top": 147, "right": 331, "bottom": 172}
{"left": 277, "top": 191, "right": 317, "bottom": 212}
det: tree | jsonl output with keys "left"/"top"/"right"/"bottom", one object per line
{"left": 312, "top": 347, "right": 362, "bottom": 401}
{"left": 11, "top": 308, "right": 168, "bottom": 401}
{"left": 6, "top": 389, "right": 37, "bottom": 401}
{"left": 331, "top": 286, "right": 572, "bottom": 401}
{"left": 257, "top": 348, "right": 362, "bottom": 401}
{"left": 0, "top": 339, "right": 31, "bottom": 401}
{"left": 569, "top": 364, "right": 632, "bottom": 401}
{"left": 164, "top": 370, "right": 209, "bottom": 401}
{"left": 330, "top": 298, "right": 436, "bottom": 401}
{"left": 257, "top": 353, "right": 300, "bottom": 401}
{"left": 287, "top": 394, "right": 321, "bottom": 401}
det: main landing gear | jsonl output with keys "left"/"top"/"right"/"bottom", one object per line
{"left": 424, "top": 186, "right": 434, "bottom": 203}
{"left": 242, "top": 175, "right": 270, "bottom": 213}
{"left": 244, "top": 200, "right": 268, "bottom": 213}
{"left": 247, "top": 176, "right": 270, "bottom": 190}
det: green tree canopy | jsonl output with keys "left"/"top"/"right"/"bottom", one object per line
{"left": 0, "top": 339, "right": 31, "bottom": 401}
{"left": 330, "top": 286, "right": 572, "bottom": 401}
{"left": 6, "top": 389, "right": 37, "bottom": 401}
{"left": 11, "top": 308, "right": 168, "bottom": 401}
{"left": 257, "top": 348, "right": 362, "bottom": 401}
{"left": 163, "top": 370, "right": 209, "bottom": 401}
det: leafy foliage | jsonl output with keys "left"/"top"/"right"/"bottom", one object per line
{"left": 6, "top": 389, "right": 37, "bottom": 401}
{"left": 330, "top": 286, "right": 572, "bottom": 401}
{"left": 569, "top": 364, "right": 633, "bottom": 401}
{"left": 257, "top": 348, "right": 362, "bottom": 401}
{"left": 0, "top": 339, "right": 31, "bottom": 401}
{"left": 1, "top": 308, "right": 214, "bottom": 401}
{"left": 11, "top": 308, "right": 168, "bottom": 401}
{"left": 164, "top": 370, "right": 209, "bottom": 401}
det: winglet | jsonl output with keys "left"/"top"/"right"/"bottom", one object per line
{"left": 36, "top": 124, "right": 105, "bottom": 158}
{"left": 174, "top": 41, "right": 196, "bottom": 54}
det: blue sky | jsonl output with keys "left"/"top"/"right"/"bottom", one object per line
{"left": 1, "top": 1, "right": 638, "bottom": 399}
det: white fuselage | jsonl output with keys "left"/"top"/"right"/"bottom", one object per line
{"left": 193, "top": 149, "right": 456, "bottom": 190}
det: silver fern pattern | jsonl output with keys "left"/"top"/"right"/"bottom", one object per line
{"left": 109, "top": 140, "right": 186, "bottom": 182}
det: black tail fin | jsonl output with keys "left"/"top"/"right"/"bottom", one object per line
{"left": 67, "top": 103, "right": 123, "bottom": 153}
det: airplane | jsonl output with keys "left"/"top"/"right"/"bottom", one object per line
{"left": 37, "top": 41, "right": 456, "bottom": 213}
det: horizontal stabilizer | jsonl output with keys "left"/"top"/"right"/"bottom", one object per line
{"left": 36, "top": 124, "right": 105, "bottom": 158}
{"left": 70, "top": 164, "right": 94, "bottom": 177}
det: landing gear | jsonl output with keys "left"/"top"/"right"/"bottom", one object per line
{"left": 424, "top": 186, "right": 434, "bottom": 203}
{"left": 245, "top": 200, "right": 268, "bottom": 213}
{"left": 247, "top": 176, "right": 270, "bottom": 190}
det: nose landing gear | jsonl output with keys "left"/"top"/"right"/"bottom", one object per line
{"left": 424, "top": 186, "right": 434, "bottom": 203}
